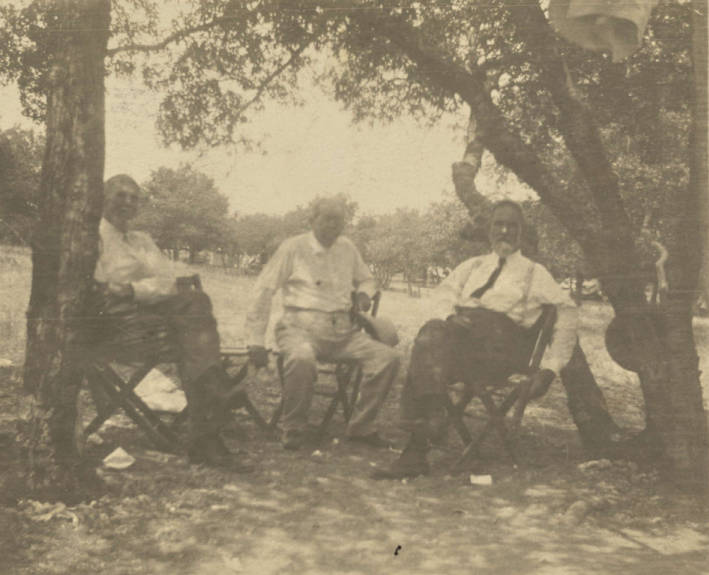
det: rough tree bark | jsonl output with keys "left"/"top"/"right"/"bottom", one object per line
{"left": 694, "top": 0, "right": 709, "bottom": 313}
{"left": 505, "top": 0, "right": 707, "bottom": 493}
{"left": 24, "top": 0, "right": 110, "bottom": 500}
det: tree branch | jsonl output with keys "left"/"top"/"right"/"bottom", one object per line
{"left": 503, "top": 1, "right": 641, "bottom": 298}
{"left": 107, "top": 15, "right": 243, "bottom": 56}
{"left": 233, "top": 43, "right": 310, "bottom": 118}
{"left": 351, "top": 9, "right": 600, "bottom": 259}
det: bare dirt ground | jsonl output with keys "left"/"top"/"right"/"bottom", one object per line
{"left": 1, "top": 252, "right": 708, "bottom": 575}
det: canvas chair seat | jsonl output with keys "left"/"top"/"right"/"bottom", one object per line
{"left": 82, "top": 275, "right": 269, "bottom": 453}
{"left": 445, "top": 304, "right": 558, "bottom": 467}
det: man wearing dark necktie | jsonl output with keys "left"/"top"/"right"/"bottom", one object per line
{"left": 374, "top": 200, "right": 579, "bottom": 479}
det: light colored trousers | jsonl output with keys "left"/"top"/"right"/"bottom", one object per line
{"left": 275, "top": 308, "right": 401, "bottom": 436}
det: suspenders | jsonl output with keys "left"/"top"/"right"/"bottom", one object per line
{"left": 521, "top": 261, "right": 536, "bottom": 318}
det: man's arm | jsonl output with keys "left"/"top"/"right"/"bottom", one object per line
{"left": 95, "top": 230, "right": 179, "bottom": 304}
{"left": 532, "top": 266, "right": 579, "bottom": 374}
{"left": 244, "top": 241, "right": 292, "bottom": 347}
{"left": 129, "top": 234, "right": 185, "bottom": 303}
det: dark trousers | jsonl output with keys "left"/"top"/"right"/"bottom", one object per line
{"left": 401, "top": 308, "right": 535, "bottom": 430}
{"left": 94, "top": 290, "right": 230, "bottom": 439}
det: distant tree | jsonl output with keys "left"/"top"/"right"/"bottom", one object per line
{"left": 350, "top": 200, "right": 473, "bottom": 292}
{"left": 135, "top": 164, "right": 231, "bottom": 263}
{"left": 234, "top": 193, "right": 358, "bottom": 267}
{"left": 0, "top": 127, "right": 43, "bottom": 245}
{"left": 232, "top": 212, "right": 285, "bottom": 267}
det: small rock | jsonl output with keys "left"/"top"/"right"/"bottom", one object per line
{"left": 102, "top": 447, "right": 135, "bottom": 470}
{"left": 562, "top": 500, "right": 589, "bottom": 526}
{"left": 331, "top": 438, "right": 340, "bottom": 446}
{"left": 86, "top": 433, "right": 104, "bottom": 446}
{"left": 469, "top": 474, "right": 493, "bottom": 486}
{"left": 578, "top": 459, "right": 612, "bottom": 472}
{"left": 311, "top": 450, "right": 323, "bottom": 458}
{"left": 0, "top": 358, "right": 13, "bottom": 367}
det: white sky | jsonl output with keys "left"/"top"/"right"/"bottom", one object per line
{"left": 0, "top": 29, "right": 533, "bottom": 217}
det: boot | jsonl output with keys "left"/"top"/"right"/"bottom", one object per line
{"left": 424, "top": 395, "right": 449, "bottom": 446}
{"left": 371, "top": 430, "right": 430, "bottom": 480}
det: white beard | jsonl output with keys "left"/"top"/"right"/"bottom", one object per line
{"left": 492, "top": 241, "right": 516, "bottom": 258}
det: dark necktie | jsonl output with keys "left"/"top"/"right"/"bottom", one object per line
{"left": 470, "top": 257, "right": 506, "bottom": 299}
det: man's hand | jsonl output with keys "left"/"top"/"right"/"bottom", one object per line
{"left": 355, "top": 292, "right": 371, "bottom": 313}
{"left": 528, "top": 369, "right": 556, "bottom": 400}
{"left": 248, "top": 345, "right": 269, "bottom": 369}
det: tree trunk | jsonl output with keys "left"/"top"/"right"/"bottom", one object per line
{"left": 693, "top": 0, "right": 709, "bottom": 315}
{"left": 499, "top": 1, "right": 708, "bottom": 493}
{"left": 560, "top": 341, "right": 622, "bottom": 455}
{"left": 24, "top": 0, "right": 110, "bottom": 501}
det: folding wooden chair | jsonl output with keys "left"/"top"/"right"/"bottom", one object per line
{"left": 81, "top": 275, "right": 269, "bottom": 453}
{"left": 268, "top": 291, "right": 383, "bottom": 438}
{"left": 445, "top": 304, "right": 557, "bottom": 466}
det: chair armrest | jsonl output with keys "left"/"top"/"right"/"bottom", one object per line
{"left": 528, "top": 304, "right": 557, "bottom": 371}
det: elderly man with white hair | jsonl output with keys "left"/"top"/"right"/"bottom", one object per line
{"left": 245, "top": 196, "right": 401, "bottom": 450}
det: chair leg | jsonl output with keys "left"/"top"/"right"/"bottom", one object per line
{"left": 510, "top": 378, "right": 533, "bottom": 439}
{"left": 477, "top": 390, "right": 518, "bottom": 465}
{"left": 444, "top": 393, "right": 473, "bottom": 446}
{"left": 344, "top": 368, "right": 363, "bottom": 422}
{"left": 240, "top": 394, "right": 272, "bottom": 433}
{"left": 317, "top": 387, "right": 344, "bottom": 438}
{"left": 269, "top": 400, "right": 284, "bottom": 431}
{"left": 455, "top": 385, "right": 524, "bottom": 468}
{"left": 89, "top": 364, "right": 180, "bottom": 452}
{"left": 83, "top": 361, "right": 156, "bottom": 439}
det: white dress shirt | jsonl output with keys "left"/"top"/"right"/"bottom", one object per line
{"left": 95, "top": 218, "right": 185, "bottom": 304}
{"left": 245, "top": 232, "right": 377, "bottom": 346}
{"left": 432, "top": 250, "right": 578, "bottom": 374}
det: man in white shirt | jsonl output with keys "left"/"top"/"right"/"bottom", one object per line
{"left": 245, "top": 197, "right": 401, "bottom": 450}
{"left": 94, "top": 174, "right": 250, "bottom": 470}
{"left": 374, "top": 200, "right": 578, "bottom": 479}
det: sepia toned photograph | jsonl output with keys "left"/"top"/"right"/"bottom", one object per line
{"left": 0, "top": 1, "right": 707, "bottom": 573}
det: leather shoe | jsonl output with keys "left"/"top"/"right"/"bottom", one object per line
{"left": 188, "top": 435, "right": 254, "bottom": 473}
{"left": 346, "top": 432, "right": 391, "bottom": 449}
{"left": 281, "top": 429, "right": 305, "bottom": 451}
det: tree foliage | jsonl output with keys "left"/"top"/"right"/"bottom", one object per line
{"left": 0, "top": 127, "right": 43, "bottom": 245}
{"left": 134, "top": 164, "right": 231, "bottom": 261}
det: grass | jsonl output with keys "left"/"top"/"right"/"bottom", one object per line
{"left": 2, "top": 247, "right": 709, "bottom": 574}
